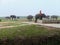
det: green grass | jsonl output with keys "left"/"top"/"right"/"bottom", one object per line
{"left": 0, "top": 25, "right": 60, "bottom": 39}
{"left": 0, "top": 18, "right": 28, "bottom": 26}
{"left": 0, "top": 17, "right": 60, "bottom": 39}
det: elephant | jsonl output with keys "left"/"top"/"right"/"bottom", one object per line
{"left": 35, "top": 13, "right": 46, "bottom": 23}
{"left": 27, "top": 15, "right": 33, "bottom": 21}
{"left": 51, "top": 15, "right": 58, "bottom": 20}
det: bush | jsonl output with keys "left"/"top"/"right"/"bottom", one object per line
{"left": 0, "top": 19, "right": 2, "bottom": 22}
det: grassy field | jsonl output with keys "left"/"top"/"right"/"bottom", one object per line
{"left": 0, "top": 25, "right": 60, "bottom": 45}
{"left": 0, "top": 17, "right": 28, "bottom": 26}
{"left": 0, "top": 25, "right": 60, "bottom": 39}
{"left": 0, "top": 17, "right": 60, "bottom": 45}
{"left": 0, "top": 17, "right": 60, "bottom": 38}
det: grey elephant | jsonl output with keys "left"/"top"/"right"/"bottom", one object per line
{"left": 35, "top": 13, "right": 46, "bottom": 23}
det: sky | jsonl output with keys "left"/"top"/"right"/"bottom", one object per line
{"left": 0, "top": 0, "right": 60, "bottom": 17}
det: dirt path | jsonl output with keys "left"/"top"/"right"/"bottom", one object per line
{"left": 0, "top": 26, "right": 15, "bottom": 29}
{"left": 0, "top": 21, "right": 60, "bottom": 29}
{"left": 22, "top": 22, "right": 60, "bottom": 28}
{"left": 0, "top": 24, "right": 31, "bottom": 29}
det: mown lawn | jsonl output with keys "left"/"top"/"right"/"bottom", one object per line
{"left": 0, "top": 25, "right": 60, "bottom": 39}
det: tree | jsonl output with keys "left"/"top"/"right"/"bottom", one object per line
{"left": 10, "top": 15, "right": 16, "bottom": 20}
{"left": 27, "top": 15, "right": 33, "bottom": 21}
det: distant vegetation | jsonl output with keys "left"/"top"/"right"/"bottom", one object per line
{"left": 0, "top": 19, "right": 2, "bottom": 22}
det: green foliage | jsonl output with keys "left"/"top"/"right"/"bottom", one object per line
{"left": 0, "top": 19, "right": 2, "bottom": 22}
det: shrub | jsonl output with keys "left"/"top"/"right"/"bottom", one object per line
{"left": 0, "top": 19, "right": 2, "bottom": 22}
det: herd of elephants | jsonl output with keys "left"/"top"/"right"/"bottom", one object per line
{"left": 27, "top": 10, "right": 58, "bottom": 23}
{"left": 27, "top": 10, "right": 47, "bottom": 23}
{"left": 5, "top": 10, "right": 58, "bottom": 23}
{"left": 27, "top": 13, "right": 46, "bottom": 23}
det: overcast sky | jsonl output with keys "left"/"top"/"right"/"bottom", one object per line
{"left": 0, "top": 0, "right": 60, "bottom": 17}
